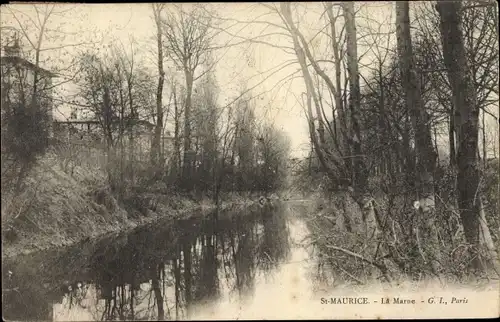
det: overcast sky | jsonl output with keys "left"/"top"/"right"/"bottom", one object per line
{"left": 1, "top": 2, "right": 498, "bottom": 158}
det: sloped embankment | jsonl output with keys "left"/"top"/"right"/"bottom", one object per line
{"left": 1, "top": 156, "right": 255, "bottom": 259}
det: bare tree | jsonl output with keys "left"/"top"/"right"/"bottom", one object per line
{"left": 342, "top": 2, "right": 370, "bottom": 205}
{"left": 325, "top": 3, "right": 350, "bottom": 173}
{"left": 279, "top": 3, "right": 342, "bottom": 185}
{"left": 395, "top": 1, "right": 441, "bottom": 273}
{"left": 160, "top": 4, "right": 215, "bottom": 189}
{"left": 436, "top": 0, "right": 499, "bottom": 273}
{"left": 151, "top": 3, "right": 166, "bottom": 168}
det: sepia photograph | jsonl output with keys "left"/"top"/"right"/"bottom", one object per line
{"left": 1, "top": 1, "right": 499, "bottom": 320}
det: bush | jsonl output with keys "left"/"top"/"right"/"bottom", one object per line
{"left": 1, "top": 102, "right": 50, "bottom": 165}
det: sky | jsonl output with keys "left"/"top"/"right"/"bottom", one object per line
{"left": 1, "top": 2, "right": 498, "bottom": 158}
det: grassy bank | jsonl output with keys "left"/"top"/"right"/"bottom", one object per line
{"left": 1, "top": 154, "right": 258, "bottom": 259}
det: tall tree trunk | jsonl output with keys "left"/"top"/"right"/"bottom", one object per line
{"left": 396, "top": 1, "right": 440, "bottom": 273}
{"left": 342, "top": 2, "right": 369, "bottom": 198}
{"left": 127, "top": 76, "right": 136, "bottom": 183}
{"left": 326, "top": 3, "right": 350, "bottom": 175}
{"left": 341, "top": 2, "right": 380, "bottom": 247}
{"left": 436, "top": 0, "right": 496, "bottom": 272}
{"left": 152, "top": 4, "right": 165, "bottom": 167}
{"left": 117, "top": 65, "right": 126, "bottom": 196}
{"left": 101, "top": 67, "right": 116, "bottom": 190}
{"left": 396, "top": 2, "right": 437, "bottom": 211}
{"left": 182, "top": 69, "right": 194, "bottom": 189}
{"left": 172, "top": 85, "right": 182, "bottom": 182}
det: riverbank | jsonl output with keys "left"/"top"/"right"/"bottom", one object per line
{"left": 1, "top": 156, "right": 260, "bottom": 260}
{"left": 301, "top": 176, "right": 500, "bottom": 283}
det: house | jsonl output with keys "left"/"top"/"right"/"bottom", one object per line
{"left": 53, "top": 117, "right": 175, "bottom": 163}
{"left": 1, "top": 35, "right": 57, "bottom": 121}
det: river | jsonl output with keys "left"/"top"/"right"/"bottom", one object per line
{"left": 2, "top": 201, "right": 329, "bottom": 321}
{"left": 3, "top": 200, "right": 498, "bottom": 321}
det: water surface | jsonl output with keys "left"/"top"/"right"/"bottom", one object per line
{"left": 3, "top": 201, "right": 325, "bottom": 321}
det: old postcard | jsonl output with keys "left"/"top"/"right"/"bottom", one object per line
{"left": 1, "top": 1, "right": 499, "bottom": 320}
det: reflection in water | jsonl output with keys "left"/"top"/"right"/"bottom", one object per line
{"left": 2, "top": 202, "right": 295, "bottom": 321}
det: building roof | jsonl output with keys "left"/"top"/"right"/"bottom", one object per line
{"left": 0, "top": 56, "right": 57, "bottom": 78}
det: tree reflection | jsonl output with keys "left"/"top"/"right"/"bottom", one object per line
{"left": 3, "top": 204, "right": 293, "bottom": 321}
{"left": 232, "top": 215, "right": 257, "bottom": 298}
{"left": 150, "top": 263, "right": 164, "bottom": 321}
{"left": 193, "top": 215, "right": 220, "bottom": 304}
{"left": 257, "top": 203, "right": 291, "bottom": 273}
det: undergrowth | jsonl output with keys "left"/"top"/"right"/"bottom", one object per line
{"left": 302, "top": 162, "right": 500, "bottom": 287}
